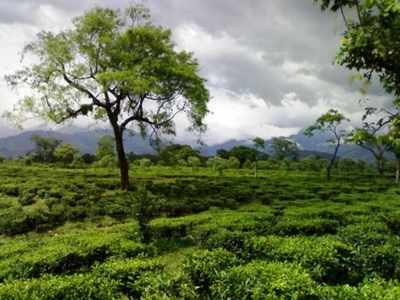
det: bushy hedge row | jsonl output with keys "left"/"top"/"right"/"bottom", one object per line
{"left": 0, "top": 224, "right": 154, "bottom": 282}
{"left": 0, "top": 258, "right": 164, "bottom": 300}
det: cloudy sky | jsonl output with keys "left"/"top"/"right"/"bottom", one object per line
{"left": 0, "top": 0, "right": 390, "bottom": 144}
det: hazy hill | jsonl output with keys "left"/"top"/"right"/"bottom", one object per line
{"left": 0, "top": 128, "right": 154, "bottom": 158}
{"left": 0, "top": 125, "right": 376, "bottom": 161}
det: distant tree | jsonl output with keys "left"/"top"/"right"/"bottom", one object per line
{"left": 350, "top": 129, "right": 389, "bottom": 175}
{"left": 300, "top": 156, "right": 325, "bottom": 172}
{"left": 96, "top": 136, "right": 115, "bottom": 159}
{"left": 207, "top": 156, "right": 227, "bottom": 176}
{"left": 242, "top": 160, "right": 254, "bottom": 170}
{"left": 226, "top": 156, "right": 240, "bottom": 169}
{"left": 81, "top": 153, "right": 96, "bottom": 164}
{"left": 271, "top": 137, "right": 299, "bottom": 161}
{"left": 216, "top": 149, "right": 229, "bottom": 159}
{"left": 349, "top": 107, "right": 393, "bottom": 175}
{"left": 138, "top": 158, "right": 152, "bottom": 168}
{"left": 187, "top": 156, "right": 201, "bottom": 171}
{"left": 229, "top": 146, "right": 258, "bottom": 166}
{"left": 6, "top": 5, "right": 209, "bottom": 190}
{"left": 253, "top": 137, "right": 265, "bottom": 177}
{"left": 158, "top": 144, "right": 200, "bottom": 166}
{"left": 305, "top": 109, "right": 349, "bottom": 180}
{"left": 30, "top": 135, "right": 61, "bottom": 162}
{"left": 54, "top": 144, "right": 80, "bottom": 164}
{"left": 94, "top": 155, "right": 117, "bottom": 168}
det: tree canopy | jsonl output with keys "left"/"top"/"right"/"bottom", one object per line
{"left": 6, "top": 5, "right": 209, "bottom": 189}
{"left": 271, "top": 137, "right": 299, "bottom": 161}
{"left": 30, "top": 135, "right": 61, "bottom": 163}
{"left": 314, "top": 0, "right": 400, "bottom": 97}
{"left": 305, "top": 109, "right": 349, "bottom": 179}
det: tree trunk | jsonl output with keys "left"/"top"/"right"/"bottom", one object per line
{"left": 112, "top": 123, "right": 130, "bottom": 190}
{"left": 326, "top": 165, "right": 332, "bottom": 181}
{"left": 254, "top": 160, "right": 257, "bottom": 178}
{"left": 396, "top": 159, "right": 400, "bottom": 185}
{"left": 326, "top": 141, "right": 340, "bottom": 181}
{"left": 376, "top": 158, "right": 385, "bottom": 175}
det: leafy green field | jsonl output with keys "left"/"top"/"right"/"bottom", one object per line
{"left": 1, "top": 162, "right": 400, "bottom": 299}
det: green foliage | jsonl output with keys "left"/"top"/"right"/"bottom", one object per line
{"left": 226, "top": 156, "right": 240, "bottom": 169}
{"left": 305, "top": 109, "right": 349, "bottom": 179}
{"left": 187, "top": 156, "right": 201, "bottom": 168}
{"left": 54, "top": 144, "right": 80, "bottom": 164}
{"left": 0, "top": 225, "right": 151, "bottom": 282}
{"left": 95, "top": 136, "right": 115, "bottom": 159}
{"left": 158, "top": 144, "right": 200, "bottom": 166}
{"left": 0, "top": 274, "right": 119, "bottom": 300}
{"left": 183, "top": 248, "right": 239, "bottom": 295}
{"left": 94, "top": 155, "right": 117, "bottom": 168}
{"left": 318, "top": 278, "right": 400, "bottom": 299}
{"left": 217, "top": 145, "right": 259, "bottom": 166}
{"left": 271, "top": 137, "right": 299, "bottom": 160}
{"left": 210, "top": 261, "right": 317, "bottom": 299}
{"left": 0, "top": 163, "right": 398, "bottom": 298}
{"left": 315, "top": 0, "right": 400, "bottom": 97}
{"left": 137, "top": 158, "right": 153, "bottom": 168}
{"left": 30, "top": 135, "right": 61, "bottom": 163}
{"left": 236, "top": 235, "right": 359, "bottom": 284}
{"left": 131, "top": 186, "right": 165, "bottom": 243}
{"left": 6, "top": 4, "right": 209, "bottom": 189}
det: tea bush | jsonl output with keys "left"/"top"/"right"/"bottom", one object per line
{"left": 210, "top": 261, "right": 318, "bottom": 299}
{"left": 183, "top": 248, "right": 239, "bottom": 295}
{"left": 236, "top": 235, "right": 359, "bottom": 284}
{"left": 0, "top": 224, "right": 152, "bottom": 281}
{"left": 0, "top": 274, "right": 119, "bottom": 300}
{"left": 0, "top": 163, "right": 399, "bottom": 298}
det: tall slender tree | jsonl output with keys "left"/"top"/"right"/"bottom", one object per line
{"left": 5, "top": 5, "right": 209, "bottom": 190}
{"left": 305, "top": 109, "right": 349, "bottom": 180}
{"left": 253, "top": 137, "right": 265, "bottom": 177}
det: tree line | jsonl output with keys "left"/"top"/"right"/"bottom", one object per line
{"left": 4, "top": 1, "right": 400, "bottom": 188}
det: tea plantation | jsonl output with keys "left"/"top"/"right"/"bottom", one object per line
{"left": 1, "top": 162, "right": 400, "bottom": 299}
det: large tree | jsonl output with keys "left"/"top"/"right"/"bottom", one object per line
{"left": 387, "top": 116, "right": 400, "bottom": 184}
{"left": 305, "top": 109, "right": 349, "bottom": 180}
{"left": 6, "top": 5, "right": 209, "bottom": 190}
{"left": 314, "top": 0, "right": 400, "bottom": 97}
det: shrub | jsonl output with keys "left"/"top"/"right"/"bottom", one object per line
{"left": 183, "top": 248, "right": 239, "bottom": 295}
{"left": 240, "top": 235, "right": 359, "bottom": 284}
{"left": 0, "top": 230, "right": 150, "bottom": 282}
{"left": 317, "top": 278, "right": 400, "bottom": 299}
{"left": 132, "top": 272, "right": 198, "bottom": 300}
{"left": 210, "top": 261, "right": 317, "bottom": 299}
{"left": 0, "top": 274, "right": 119, "bottom": 300}
{"left": 273, "top": 217, "right": 339, "bottom": 236}
{"left": 94, "top": 155, "right": 116, "bottom": 168}
{"left": 94, "top": 258, "right": 164, "bottom": 298}
{"left": 138, "top": 158, "right": 152, "bottom": 168}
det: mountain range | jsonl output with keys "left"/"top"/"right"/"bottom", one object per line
{"left": 0, "top": 124, "right": 377, "bottom": 161}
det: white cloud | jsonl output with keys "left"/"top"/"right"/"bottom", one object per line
{"left": 174, "top": 88, "right": 343, "bottom": 145}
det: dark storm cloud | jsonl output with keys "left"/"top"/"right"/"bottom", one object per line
{"left": 0, "top": 0, "right": 88, "bottom": 24}
{"left": 0, "top": 0, "right": 388, "bottom": 108}
{"left": 146, "top": 0, "right": 386, "bottom": 105}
